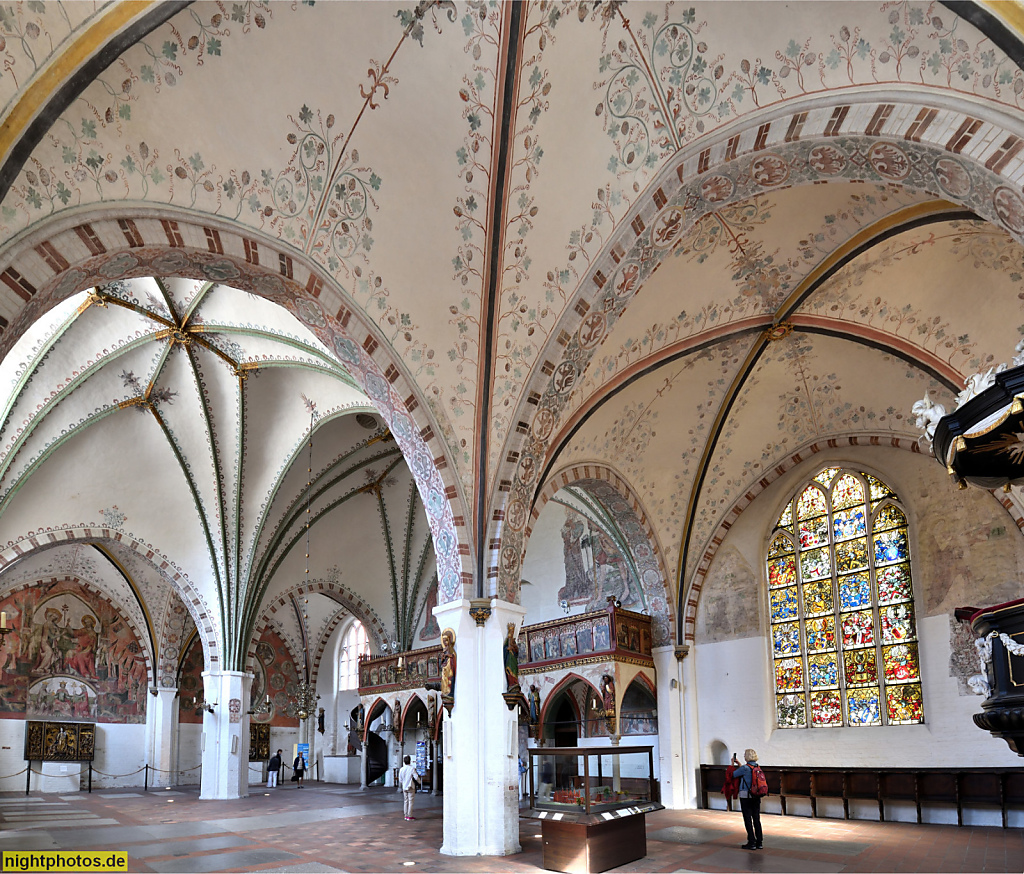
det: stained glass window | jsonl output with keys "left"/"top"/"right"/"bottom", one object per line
{"left": 765, "top": 469, "right": 924, "bottom": 728}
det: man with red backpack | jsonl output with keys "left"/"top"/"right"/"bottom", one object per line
{"left": 731, "top": 749, "right": 766, "bottom": 850}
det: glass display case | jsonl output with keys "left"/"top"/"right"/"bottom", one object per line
{"left": 524, "top": 746, "right": 662, "bottom": 874}
{"left": 527, "top": 745, "right": 659, "bottom": 815}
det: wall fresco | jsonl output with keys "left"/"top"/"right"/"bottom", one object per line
{"left": 0, "top": 580, "right": 148, "bottom": 723}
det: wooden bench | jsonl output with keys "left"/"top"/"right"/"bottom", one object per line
{"left": 699, "top": 765, "right": 1024, "bottom": 828}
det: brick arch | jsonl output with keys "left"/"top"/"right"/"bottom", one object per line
{"left": 538, "top": 672, "right": 599, "bottom": 739}
{"left": 156, "top": 593, "right": 190, "bottom": 688}
{"left": 491, "top": 92, "right": 1024, "bottom": 606}
{"left": 0, "top": 208, "right": 470, "bottom": 606}
{"left": 362, "top": 696, "right": 390, "bottom": 745}
{"left": 246, "top": 578, "right": 389, "bottom": 683}
{"left": 0, "top": 526, "right": 220, "bottom": 668}
{"left": 399, "top": 692, "right": 428, "bottom": 743}
{"left": 530, "top": 463, "right": 674, "bottom": 647}
{"left": 0, "top": 573, "right": 154, "bottom": 684}
{"left": 625, "top": 671, "right": 656, "bottom": 698}
{"left": 679, "top": 433, "right": 1024, "bottom": 643}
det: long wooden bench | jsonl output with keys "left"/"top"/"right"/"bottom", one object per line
{"left": 699, "top": 764, "right": 1024, "bottom": 828}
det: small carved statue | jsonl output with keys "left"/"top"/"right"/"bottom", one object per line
{"left": 503, "top": 622, "right": 520, "bottom": 693}
{"left": 440, "top": 628, "right": 456, "bottom": 706}
{"left": 911, "top": 391, "right": 946, "bottom": 443}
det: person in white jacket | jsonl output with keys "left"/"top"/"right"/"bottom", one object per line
{"left": 398, "top": 755, "right": 421, "bottom": 820}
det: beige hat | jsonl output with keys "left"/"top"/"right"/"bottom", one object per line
{"left": 744, "top": 748, "right": 758, "bottom": 762}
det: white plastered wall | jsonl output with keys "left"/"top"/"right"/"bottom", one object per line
{"left": 693, "top": 445, "right": 1024, "bottom": 826}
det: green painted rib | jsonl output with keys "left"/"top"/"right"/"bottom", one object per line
{"left": 0, "top": 333, "right": 162, "bottom": 491}
{"left": 0, "top": 404, "right": 124, "bottom": 516}
{"left": 149, "top": 405, "right": 227, "bottom": 651}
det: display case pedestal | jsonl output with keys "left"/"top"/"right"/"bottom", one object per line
{"left": 539, "top": 810, "right": 648, "bottom": 874}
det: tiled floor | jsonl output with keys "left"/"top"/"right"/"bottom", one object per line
{"left": 0, "top": 784, "right": 1019, "bottom": 873}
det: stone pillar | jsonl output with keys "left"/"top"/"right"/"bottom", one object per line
{"left": 146, "top": 686, "right": 178, "bottom": 788}
{"left": 653, "top": 644, "right": 687, "bottom": 808}
{"left": 430, "top": 738, "right": 439, "bottom": 796}
{"left": 434, "top": 597, "right": 525, "bottom": 857}
{"left": 679, "top": 645, "right": 701, "bottom": 809}
{"left": 199, "top": 670, "right": 252, "bottom": 800}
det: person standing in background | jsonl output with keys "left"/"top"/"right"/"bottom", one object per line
{"left": 267, "top": 749, "right": 282, "bottom": 789}
{"left": 399, "top": 754, "right": 421, "bottom": 820}
{"left": 731, "top": 749, "right": 763, "bottom": 850}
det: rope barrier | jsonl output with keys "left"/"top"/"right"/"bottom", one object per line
{"left": 89, "top": 766, "right": 145, "bottom": 777}
{"left": 0, "top": 767, "right": 28, "bottom": 779}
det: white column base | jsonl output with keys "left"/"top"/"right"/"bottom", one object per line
{"left": 198, "top": 670, "right": 252, "bottom": 800}
{"left": 435, "top": 598, "right": 525, "bottom": 857}
{"left": 146, "top": 686, "right": 178, "bottom": 787}
{"left": 653, "top": 645, "right": 688, "bottom": 809}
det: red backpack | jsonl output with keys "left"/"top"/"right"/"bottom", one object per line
{"left": 749, "top": 764, "right": 769, "bottom": 798}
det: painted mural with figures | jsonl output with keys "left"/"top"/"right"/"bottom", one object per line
{"left": 0, "top": 580, "right": 148, "bottom": 723}
{"left": 177, "top": 628, "right": 299, "bottom": 727}
{"left": 559, "top": 509, "right": 642, "bottom": 612}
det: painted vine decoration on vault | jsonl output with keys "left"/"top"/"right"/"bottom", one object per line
{"left": 497, "top": 129, "right": 1024, "bottom": 603}
{"left": 767, "top": 468, "right": 923, "bottom": 728}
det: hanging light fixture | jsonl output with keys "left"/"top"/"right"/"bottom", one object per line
{"left": 288, "top": 411, "right": 321, "bottom": 722}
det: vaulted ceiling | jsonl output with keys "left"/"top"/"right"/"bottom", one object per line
{"left": 0, "top": 1, "right": 1022, "bottom": 657}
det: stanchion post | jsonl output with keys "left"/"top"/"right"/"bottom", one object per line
{"left": 144, "top": 764, "right": 148, "bottom": 792}
{"left": 25, "top": 762, "right": 30, "bottom": 796}
{"left": 88, "top": 762, "right": 92, "bottom": 793}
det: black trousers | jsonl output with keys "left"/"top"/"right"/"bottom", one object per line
{"left": 739, "top": 796, "right": 762, "bottom": 845}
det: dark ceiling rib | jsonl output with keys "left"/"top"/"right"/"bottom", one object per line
{"left": 475, "top": 1, "right": 524, "bottom": 599}
{"left": 90, "top": 543, "right": 158, "bottom": 685}
{"left": 940, "top": 2, "right": 1024, "bottom": 70}
{"left": 537, "top": 209, "right": 977, "bottom": 507}
{"left": 0, "top": 1, "right": 191, "bottom": 201}
{"left": 670, "top": 209, "right": 979, "bottom": 642}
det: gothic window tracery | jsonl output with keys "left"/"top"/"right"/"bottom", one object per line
{"left": 338, "top": 621, "right": 368, "bottom": 692}
{"left": 766, "top": 469, "right": 924, "bottom": 728}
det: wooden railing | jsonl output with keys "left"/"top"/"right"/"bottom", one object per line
{"left": 520, "top": 598, "right": 653, "bottom": 674}
{"left": 357, "top": 645, "right": 442, "bottom": 694}
{"left": 699, "top": 764, "right": 1024, "bottom": 828}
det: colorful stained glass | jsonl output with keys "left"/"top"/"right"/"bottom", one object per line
{"left": 800, "top": 547, "right": 831, "bottom": 580}
{"left": 841, "top": 610, "right": 874, "bottom": 648}
{"left": 883, "top": 644, "right": 920, "bottom": 683}
{"left": 805, "top": 615, "right": 836, "bottom": 652}
{"left": 866, "top": 475, "right": 891, "bottom": 502}
{"left": 768, "top": 533, "right": 794, "bottom": 558}
{"left": 835, "top": 538, "right": 868, "bottom": 573}
{"left": 798, "top": 515, "right": 828, "bottom": 548}
{"left": 815, "top": 468, "right": 839, "bottom": 488}
{"left": 768, "top": 555, "right": 796, "bottom": 589}
{"left": 873, "top": 504, "right": 906, "bottom": 532}
{"left": 797, "top": 485, "right": 827, "bottom": 519}
{"left": 802, "top": 578, "right": 834, "bottom": 617}
{"left": 873, "top": 528, "right": 908, "bottom": 565}
{"left": 838, "top": 573, "right": 871, "bottom": 611}
{"left": 810, "top": 690, "right": 843, "bottom": 726}
{"left": 831, "top": 509, "right": 860, "bottom": 542}
{"left": 778, "top": 500, "right": 793, "bottom": 530}
{"left": 844, "top": 648, "right": 877, "bottom": 686}
{"left": 832, "top": 473, "right": 864, "bottom": 510}
{"left": 877, "top": 563, "right": 912, "bottom": 604}
{"left": 775, "top": 658, "right": 804, "bottom": 693}
{"left": 808, "top": 653, "right": 839, "bottom": 688}
{"left": 881, "top": 603, "right": 915, "bottom": 643}
{"left": 770, "top": 587, "right": 799, "bottom": 623}
{"left": 777, "top": 694, "right": 806, "bottom": 727}
{"left": 885, "top": 683, "right": 924, "bottom": 724}
{"left": 773, "top": 622, "right": 801, "bottom": 657}
{"left": 771, "top": 469, "right": 923, "bottom": 730}
{"left": 847, "top": 687, "right": 882, "bottom": 725}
